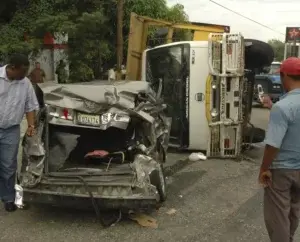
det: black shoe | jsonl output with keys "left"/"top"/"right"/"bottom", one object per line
{"left": 4, "top": 202, "right": 17, "bottom": 212}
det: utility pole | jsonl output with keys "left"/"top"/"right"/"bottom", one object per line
{"left": 116, "top": 0, "right": 124, "bottom": 80}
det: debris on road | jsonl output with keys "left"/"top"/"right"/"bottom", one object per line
{"left": 129, "top": 212, "right": 158, "bottom": 229}
{"left": 14, "top": 185, "right": 24, "bottom": 208}
{"left": 166, "top": 208, "right": 177, "bottom": 215}
{"left": 188, "top": 152, "right": 207, "bottom": 161}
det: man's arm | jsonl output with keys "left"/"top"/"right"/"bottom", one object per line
{"left": 262, "top": 95, "right": 273, "bottom": 109}
{"left": 261, "top": 105, "right": 288, "bottom": 171}
{"left": 25, "top": 81, "right": 40, "bottom": 128}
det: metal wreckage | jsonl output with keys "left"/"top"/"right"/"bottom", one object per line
{"left": 18, "top": 80, "right": 171, "bottom": 226}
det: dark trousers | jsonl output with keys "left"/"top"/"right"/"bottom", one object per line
{"left": 264, "top": 169, "right": 300, "bottom": 242}
{"left": 0, "top": 125, "right": 20, "bottom": 202}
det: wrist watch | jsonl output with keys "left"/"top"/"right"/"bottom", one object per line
{"left": 28, "top": 125, "right": 35, "bottom": 128}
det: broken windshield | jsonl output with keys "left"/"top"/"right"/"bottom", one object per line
{"left": 145, "top": 45, "right": 182, "bottom": 86}
{"left": 145, "top": 44, "right": 190, "bottom": 146}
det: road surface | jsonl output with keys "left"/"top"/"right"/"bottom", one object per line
{"left": 1, "top": 107, "right": 297, "bottom": 242}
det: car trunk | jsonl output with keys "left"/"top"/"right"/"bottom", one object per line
{"left": 47, "top": 122, "right": 137, "bottom": 172}
{"left": 19, "top": 115, "right": 163, "bottom": 210}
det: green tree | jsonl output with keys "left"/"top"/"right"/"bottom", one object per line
{"left": 0, "top": 0, "right": 17, "bottom": 24}
{"left": 166, "top": 3, "right": 189, "bottom": 23}
{"left": 0, "top": 0, "right": 189, "bottom": 81}
{"left": 0, "top": 0, "right": 55, "bottom": 61}
{"left": 267, "top": 39, "right": 285, "bottom": 62}
{"left": 103, "top": 0, "right": 189, "bottom": 67}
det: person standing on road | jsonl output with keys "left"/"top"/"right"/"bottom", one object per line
{"left": 28, "top": 61, "right": 45, "bottom": 108}
{"left": 0, "top": 54, "right": 39, "bottom": 212}
{"left": 55, "top": 60, "right": 68, "bottom": 84}
{"left": 28, "top": 61, "right": 46, "bottom": 84}
{"left": 259, "top": 57, "right": 300, "bottom": 242}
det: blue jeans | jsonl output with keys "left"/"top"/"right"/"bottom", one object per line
{"left": 0, "top": 125, "right": 20, "bottom": 202}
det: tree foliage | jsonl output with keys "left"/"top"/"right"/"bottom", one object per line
{"left": 268, "top": 39, "right": 285, "bottom": 62}
{"left": 0, "top": 0, "right": 189, "bottom": 81}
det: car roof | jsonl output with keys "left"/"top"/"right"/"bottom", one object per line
{"left": 255, "top": 74, "right": 281, "bottom": 84}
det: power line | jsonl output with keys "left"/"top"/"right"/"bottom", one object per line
{"left": 209, "top": 0, "right": 285, "bottom": 35}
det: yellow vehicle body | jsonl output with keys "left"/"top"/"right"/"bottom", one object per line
{"left": 126, "top": 12, "right": 230, "bottom": 80}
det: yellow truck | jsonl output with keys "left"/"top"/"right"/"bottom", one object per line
{"left": 126, "top": 13, "right": 230, "bottom": 80}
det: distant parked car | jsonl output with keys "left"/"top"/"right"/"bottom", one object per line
{"left": 253, "top": 74, "right": 283, "bottom": 104}
{"left": 269, "top": 61, "right": 281, "bottom": 74}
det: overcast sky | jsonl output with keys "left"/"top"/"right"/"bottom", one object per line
{"left": 167, "top": 0, "right": 300, "bottom": 42}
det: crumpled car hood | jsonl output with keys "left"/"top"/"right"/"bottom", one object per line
{"left": 39, "top": 80, "right": 156, "bottom": 114}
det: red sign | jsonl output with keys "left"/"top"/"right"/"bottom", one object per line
{"left": 24, "top": 32, "right": 68, "bottom": 49}
{"left": 285, "top": 27, "right": 300, "bottom": 43}
{"left": 24, "top": 32, "right": 54, "bottom": 44}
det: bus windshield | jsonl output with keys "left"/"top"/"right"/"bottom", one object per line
{"left": 145, "top": 44, "right": 190, "bottom": 145}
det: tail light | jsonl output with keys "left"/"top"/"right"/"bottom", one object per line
{"left": 62, "top": 108, "right": 70, "bottom": 120}
{"left": 48, "top": 106, "right": 74, "bottom": 120}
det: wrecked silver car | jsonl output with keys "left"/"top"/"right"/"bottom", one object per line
{"left": 18, "top": 80, "right": 171, "bottom": 216}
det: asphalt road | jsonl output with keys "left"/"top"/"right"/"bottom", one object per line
{"left": 1, "top": 107, "right": 297, "bottom": 242}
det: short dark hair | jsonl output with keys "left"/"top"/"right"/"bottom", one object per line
{"left": 8, "top": 54, "right": 29, "bottom": 68}
{"left": 280, "top": 72, "right": 300, "bottom": 81}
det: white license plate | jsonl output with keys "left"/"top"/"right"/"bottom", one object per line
{"left": 77, "top": 113, "right": 100, "bottom": 126}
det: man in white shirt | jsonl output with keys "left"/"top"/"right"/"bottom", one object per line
{"left": 0, "top": 54, "right": 39, "bottom": 212}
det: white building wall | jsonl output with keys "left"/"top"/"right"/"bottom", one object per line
{"left": 29, "top": 50, "right": 54, "bottom": 81}
{"left": 29, "top": 33, "right": 69, "bottom": 83}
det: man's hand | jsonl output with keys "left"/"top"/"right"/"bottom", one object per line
{"left": 26, "top": 125, "right": 36, "bottom": 137}
{"left": 259, "top": 169, "right": 272, "bottom": 187}
{"left": 262, "top": 95, "right": 273, "bottom": 109}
